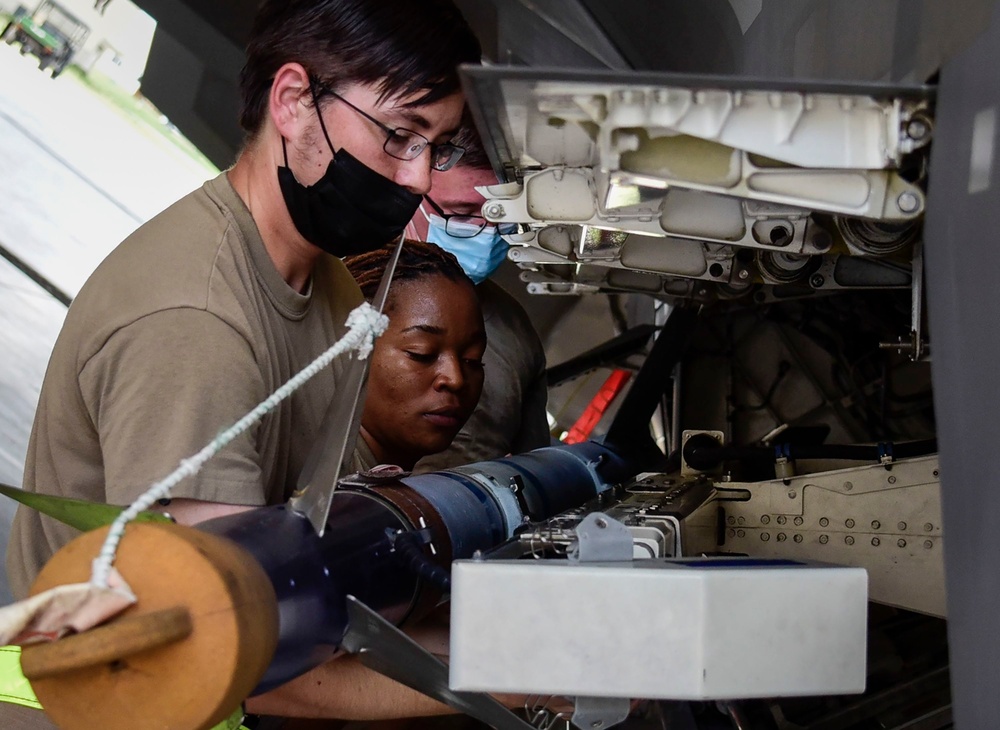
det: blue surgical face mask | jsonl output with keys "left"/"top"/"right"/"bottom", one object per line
{"left": 424, "top": 213, "right": 510, "bottom": 285}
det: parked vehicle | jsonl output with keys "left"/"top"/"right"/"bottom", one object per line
{"left": 1, "top": 1, "right": 90, "bottom": 78}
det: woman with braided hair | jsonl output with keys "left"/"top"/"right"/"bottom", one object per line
{"left": 345, "top": 240, "right": 486, "bottom": 472}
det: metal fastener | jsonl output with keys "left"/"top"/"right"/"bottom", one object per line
{"left": 727, "top": 528, "right": 736, "bottom": 537}
{"left": 809, "top": 274, "right": 825, "bottom": 288}
{"left": 819, "top": 535, "right": 829, "bottom": 544}
{"left": 898, "top": 522, "right": 907, "bottom": 531}
{"left": 872, "top": 537, "right": 881, "bottom": 546}
{"left": 819, "top": 517, "right": 829, "bottom": 527}
{"left": 898, "top": 539, "right": 907, "bottom": 548}
{"left": 727, "top": 516, "right": 736, "bottom": 525}
{"left": 777, "top": 533, "right": 787, "bottom": 542}
{"left": 906, "top": 118, "right": 930, "bottom": 140}
{"left": 485, "top": 203, "right": 506, "bottom": 218}
{"left": 872, "top": 520, "right": 881, "bottom": 529}
{"left": 933, "top": 470, "right": 939, "bottom": 477}
{"left": 794, "top": 516, "right": 803, "bottom": 526}
{"left": 923, "top": 523, "right": 934, "bottom": 531}
{"left": 777, "top": 516, "right": 787, "bottom": 525}
{"left": 793, "top": 534, "right": 803, "bottom": 543}
{"left": 897, "top": 191, "right": 920, "bottom": 213}
{"left": 761, "top": 533, "right": 771, "bottom": 542}
{"left": 761, "top": 515, "right": 771, "bottom": 525}
{"left": 845, "top": 536, "right": 855, "bottom": 545}
{"left": 887, "top": 475, "right": 897, "bottom": 484}
{"left": 788, "top": 490, "right": 797, "bottom": 499}
{"left": 738, "top": 269, "right": 750, "bottom": 280}
{"left": 595, "top": 517, "right": 608, "bottom": 528}
{"left": 737, "top": 516, "right": 746, "bottom": 525}
{"left": 846, "top": 519, "right": 855, "bottom": 528}
{"left": 737, "top": 529, "right": 746, "bottom": 538}
{"left": 924, "top": 540, "right": 933, "bottom": 549}
{"left": 844, "top": 481, "right": 854, "bottom": 491}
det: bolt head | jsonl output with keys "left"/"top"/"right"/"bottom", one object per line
{"left": 793, "top": 534, "right": 803, "bottom": 543}
{"left": 846, "top": 519, "right": 855, "bottom": 528}
{"left": 819, "top": 535, "right": 829, "bottom": 544}
{"left": 809, "top": 274, "right": 825, "bottom": 288}
{"left": 845, "top": 536, "right": 855, "bottom": 545}
{"left": 819, "top": 517, "right": 829, "bottom": 527}
{"left": 897, "top": 192, "right": 920, "bottom": 214}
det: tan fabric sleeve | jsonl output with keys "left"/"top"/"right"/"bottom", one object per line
{"left": 78, "top": 308, "right": 268, "bottom": 507}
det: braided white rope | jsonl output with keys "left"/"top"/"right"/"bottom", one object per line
{"left": 90, "top": 303, "right": 389, "bottom": 588}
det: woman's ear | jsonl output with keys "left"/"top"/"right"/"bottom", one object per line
{"left": 268, "top": 62, "right": 312, "bottom": 141}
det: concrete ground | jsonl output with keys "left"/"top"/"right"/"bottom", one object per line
{"left": 0, "top": 41, "right": 213, "bottom": 604}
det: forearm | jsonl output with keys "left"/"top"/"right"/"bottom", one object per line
{"left": 245, "top": 655, "right": 456, "bottom": 720}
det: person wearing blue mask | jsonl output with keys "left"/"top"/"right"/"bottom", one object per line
{"left": 407, "top": 125, "right": 550, "bottom": 472}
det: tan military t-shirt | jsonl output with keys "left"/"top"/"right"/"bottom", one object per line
{"left": 7, "top": 173, "right": 362, "bottom": 598}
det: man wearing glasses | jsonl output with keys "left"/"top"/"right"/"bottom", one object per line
{"left": 407, "top": 126, "right": 551, "bottom": 473}
{"left": 7, "top": 0, "right": 484, "bottom": 723}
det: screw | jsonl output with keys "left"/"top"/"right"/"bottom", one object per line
{"left": 872, "top": 537, "right": 881, "bottom": 546}
{"left": 923, "top": 523, "right": 934, "bottom": 531}
{"left": 898, "top": 539, "right": 907, "bottom": 548}
{"left": 777, "top": 533, "right": 787, "bottom": 542}
{"left": 846, "top": 536, "right": 855, "bottom": 545}
{"left": 888, "top": 475, "right": 897, "bottom": 484}
{"left": 844, "top": 481, "right": 854, "bottom": 491}
{"left": 595, "top": 517, "right": 608, "bottom": 528}
{"left": 897, "top": 192, "right": 920, "bottom": 214}
{"left": 907, "top": 118, "right": 930, "bottom": 140}
{"left": 592, "top": 722, "right": 603, "bottom": 729}
{"left": 794, "top": 516, "right": 803, "bottom": 526}
{"left": 820, "top": 535, "right": 829, "bottom": 544}
{"left": 727, "top": 516, "right": 736, "bottom": 525}
{"left": 737, "top": 516, "right": 746, "bottom": 525}
{"left": 898, "top": 522, "right": 907, "bottom": 530}
{"left": 793, "top": 534, "right": 803, "bottom": 543}
{"left": 737, "top": 529, "right": 746, "bottom": 538}
{"left": 761, "top": 515, "right": 771, "bottom": 525}
{"left": 809, "top": 274, "right": 825, "bottom": 288}
{"left": 924, "top": 540, "right": 933, "bottom": 549}
{"left": 788, "top": 490, "right": 797, "bottom": 499}
{"left": 819, "top": 517, "right": 829, "bottom": 527}
{"left": 485, "top": 203, "right": 506, "bottom": 218}
{"left": 872, "top": 520, "right": 881, "bottom": 529}
{"left": 727, "top": 528, "right": 736, "bottom": 537}
{"left": 761, "top": 532, "right": 771, "bottom": 542}
{"left": 738, "top": 268, "right": 750, "bottom": 280}
{"left": 846, "top": 519, "right": 855, "bottom": 528}
{"left": 777, "top": 516, "right": 787, "bottom": 525}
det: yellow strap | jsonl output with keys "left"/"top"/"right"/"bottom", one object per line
{"left": 0, "top": 646, "right": 41, "bottom": 710}
{"left": 0, "top": 645, "right": 248, "bottom": 728}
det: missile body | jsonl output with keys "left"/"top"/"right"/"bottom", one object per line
{"left": 199, "top": 441, "right": 633, "bottom": 692}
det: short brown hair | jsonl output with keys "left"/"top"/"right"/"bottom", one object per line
{"left": 239, "top": 0, "right": 481, "bottom": 138}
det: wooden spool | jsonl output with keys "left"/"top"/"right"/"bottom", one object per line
{"left": 23, "top": 522, "right": 279, "bottom": 730}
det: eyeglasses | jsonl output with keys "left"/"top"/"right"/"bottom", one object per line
{"left": 311, "top": 78, "right": 465, "bottom": 172}
{"left": 424, "top": 196, "right": 522, "bottom": 238}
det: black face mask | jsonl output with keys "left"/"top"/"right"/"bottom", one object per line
{"left": 277, "top": 89, "right": 421, "bottom": 257}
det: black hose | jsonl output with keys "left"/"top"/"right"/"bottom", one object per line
{"left": 392, "top": 530, "right": 452, "bottom": 593}
{"left": 684, "top": 438, "right": 938, "bottom": 471}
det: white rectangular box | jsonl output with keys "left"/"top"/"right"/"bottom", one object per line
{"left": 449, "top": 557, "right": 867, "bottom": 700}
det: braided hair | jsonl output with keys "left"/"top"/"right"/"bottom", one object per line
{"left": 345, "top": 239, "right": 472, "bottom": 302}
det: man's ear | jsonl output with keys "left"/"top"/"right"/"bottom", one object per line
{"left": 269, "top": 62, "right": 312, "bottom": 140}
